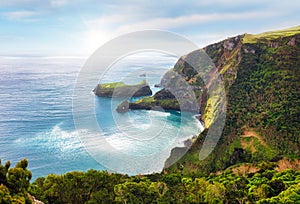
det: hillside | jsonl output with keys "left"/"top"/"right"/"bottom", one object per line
{"left": 165, "top": 26, "right": 300, "bottom": 174}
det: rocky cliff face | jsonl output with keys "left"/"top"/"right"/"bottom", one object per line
{"left": 165, "top": 26, "right": 300, "bottom": 174}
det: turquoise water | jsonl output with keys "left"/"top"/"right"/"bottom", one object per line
{"left": 0, "top": 53, "right": 202, "bottom": 179}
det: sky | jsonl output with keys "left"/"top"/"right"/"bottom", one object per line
{"left": 0, "top": 0, "right": 299, "bottom": 56}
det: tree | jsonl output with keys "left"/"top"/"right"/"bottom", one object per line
{"left": 114, "top": 181, "right": 160, "bottom": 204}
{"left": 269, "top": 179, "right": 285, "bottom": 196}
{"left": 0, "top": 158, "right": 32, "bottom": 203}
{"left": 0, "top": 184, "right": 12, "bottom": 204}
{"left": 205, "top": 182, "right": 226, "bottom": 204}
{"left": 0, "top": 160, "right": 10, "bottom": 186}
{"left": 252, "top": 184, "right": 272, "bottom": 200}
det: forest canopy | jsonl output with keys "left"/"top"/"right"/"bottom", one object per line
{"left": 1, "top": 158, "right": 299, "bottom": 204}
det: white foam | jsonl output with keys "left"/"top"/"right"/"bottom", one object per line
{"left": 149, "top": 110, "right": 171, "bottom": 117}
{"left": 15, "top": 124, "right": 86, "bottom": 154}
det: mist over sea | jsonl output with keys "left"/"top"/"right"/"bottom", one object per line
{"left": 0, "top": 52, "right": 202, "bottom": 179}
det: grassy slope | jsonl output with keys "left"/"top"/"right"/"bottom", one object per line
{"left": 166, "top": 26, "right": 300, "bottom": 174}
{"left": 243, "top": 26, "right": 300, "bottom": 44}
{"left": 95, "top": 80, "right": 151, "bottom": 97}
{"left": 99, "top": 80, "right": 147, "bottom": 89}
{"left": 100, "top": 81, "right": 127, "bottom": 88}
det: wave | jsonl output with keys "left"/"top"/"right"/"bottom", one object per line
{"left": 149, "top": 110, "right": 171, "bottom": 117}
{"left": 14, "top": 124, "right": 85, "bottom": 155}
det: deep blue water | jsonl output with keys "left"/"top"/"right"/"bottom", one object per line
{"left": 0, "top": 52, "right": 202, "bottom": 179}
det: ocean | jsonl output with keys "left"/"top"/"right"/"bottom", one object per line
{"left": 0, "top": 52, "right": 202, "bottom": 180}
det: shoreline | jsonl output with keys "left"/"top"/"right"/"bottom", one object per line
{"left": 163, "top": 113, "right": 204, "bottom": 169}
{"left": 175, "top": 114, "right": 204, "bottom": 148}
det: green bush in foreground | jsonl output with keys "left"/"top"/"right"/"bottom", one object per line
{"left": 26, "top": 160, "right": 300, "bottom": 204}
{"left": 0, "top": 158, "right": 299, "bottom": 203}
{"left": 0, "top": 158, "right": 32, "bottom": 204}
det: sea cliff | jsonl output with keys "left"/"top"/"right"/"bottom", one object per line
{"left": 165, "top": 26, "right": 300, "bottom": 174}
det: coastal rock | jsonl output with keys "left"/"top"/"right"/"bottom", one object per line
{"left": 116, "top": 100, "right": 130, "bottom": 113}
{"left": 129, "top": 103, "right": 153, "bottom": 110}
{"left": 127, "top": 89, "right": 181, "bottom": 111}
{"left": 125, "top": 87, "right": 200, "bottom": 113}
{"left": 164, "top": 146, "right": 188, "bottom": 169}
{"left": 154, "top": 89, "right": 175, "bottom": 100}
{"left": 132, "top": 86, "right": 152, "bottom": 97}
{"left": 93, "top": 81, "right": 152, "bottom": 98}
{"left": 125, "top": 68, "right": 202, "bottom": 113}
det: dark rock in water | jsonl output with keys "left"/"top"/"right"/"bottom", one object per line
{"left": 129, "top": 102, "right": 153, "bottom": 110}
{"left": 154, "top": 83, "right": 162, "bottom": 87}
{"left": 195, "top": 115, "right": 201, "bottom": 121}
{"left": 93, "top": 81, "right": 152, "bottom": 98}
{"left": 128, "top": 96, "right": 181, "bottom": 111}
{"left": 120, "top": 88, "right": 182, "bottom": 112}
{"left": 154, "top": 89, "right": 175, "bottom": 100}
{"left": 116, "top": 100, "right": 130, "bottom": 113}
{"left": 125, "top": 86, "right": 199, "bottom": 112}
{"left": 132, "top": 86, "right": 152, "bottom": 97}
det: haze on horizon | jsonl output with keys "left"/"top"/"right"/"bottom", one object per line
{"left": 0, "top": 0, "right": 299, "bottom": 57}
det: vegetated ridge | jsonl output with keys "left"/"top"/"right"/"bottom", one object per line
{"left": 165, "top": 26, "right": 300, "bottom": 174}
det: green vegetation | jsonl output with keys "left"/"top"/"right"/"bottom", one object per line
{"left": 94, "top": 80, "right": 152, "bottom": 97}
{"left": 131, "top": 96, "right": 180, "bottom": 110}
{"left": 100, "top": 82, "right": 127, "bottom": 89}
{"left": 167, "top": 26, "right": 300, "bottom": 174}
{"left": 243, "top": 26, "right": 300, "bottom": 44}
{"left": 0, "top": 158, "right": 32, "bottom": 203}
{"left": 0, "top": 158, "right": 298, "bottom": 203}
{"left": 134, "top": 96, "right": 155, "bottom": 104}
{"left": 100, "top": 80, "right": 147, "bottom": 89}
{"left": 2, "top": 27, "right": 300, "bottom": 204}
{"left": 0, "top": 158, "right": 294, "bottom": 204}
{"left": 129, "top": 89, "right": 181, "bottom": 110}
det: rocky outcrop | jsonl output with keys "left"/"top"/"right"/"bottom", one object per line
{"left": 127, "top": 89, "right": 181, "bottom": 112}
{"left": 93, "top": 81, "right": 152, "bottom": 98}
{"left": 165, "top": 147, "right": 188, "bottom": 169}
{"left": 125, "top": 58, "right": 207, "bottom": 113}
{"left": 154, "top": 89, "right": 175, "bottom": 100}
{"left": 116, "top": 100, "right": 130, "bottom": 113}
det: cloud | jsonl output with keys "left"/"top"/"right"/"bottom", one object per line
{"left": 120, "top": 12, "right": 267, "bottom": 30}
{"left": 85, "top": 14, "right": 130, "bottom": 27}
{"left": 50, "top": 0, "right": 69, "bottom": 7}
{"left": 2, "top": 10, "right": 39, "bottom": 20}
{"left": 195, "top": 0, "right": 271, "bottom": 6}
{"left": 0, "top": 0, "right": 71, "bottom": 8}
{"left": 0, "top": 0, "right": 36, "bottom": 6}
{"left": 80, "top": 10, "right": 282, "bottom": 54}
{"left": 0, "top": 0, "right": 298, "bottom": 55}
{"left": 86, "top": 10, "right": 280, "bottom": 34}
